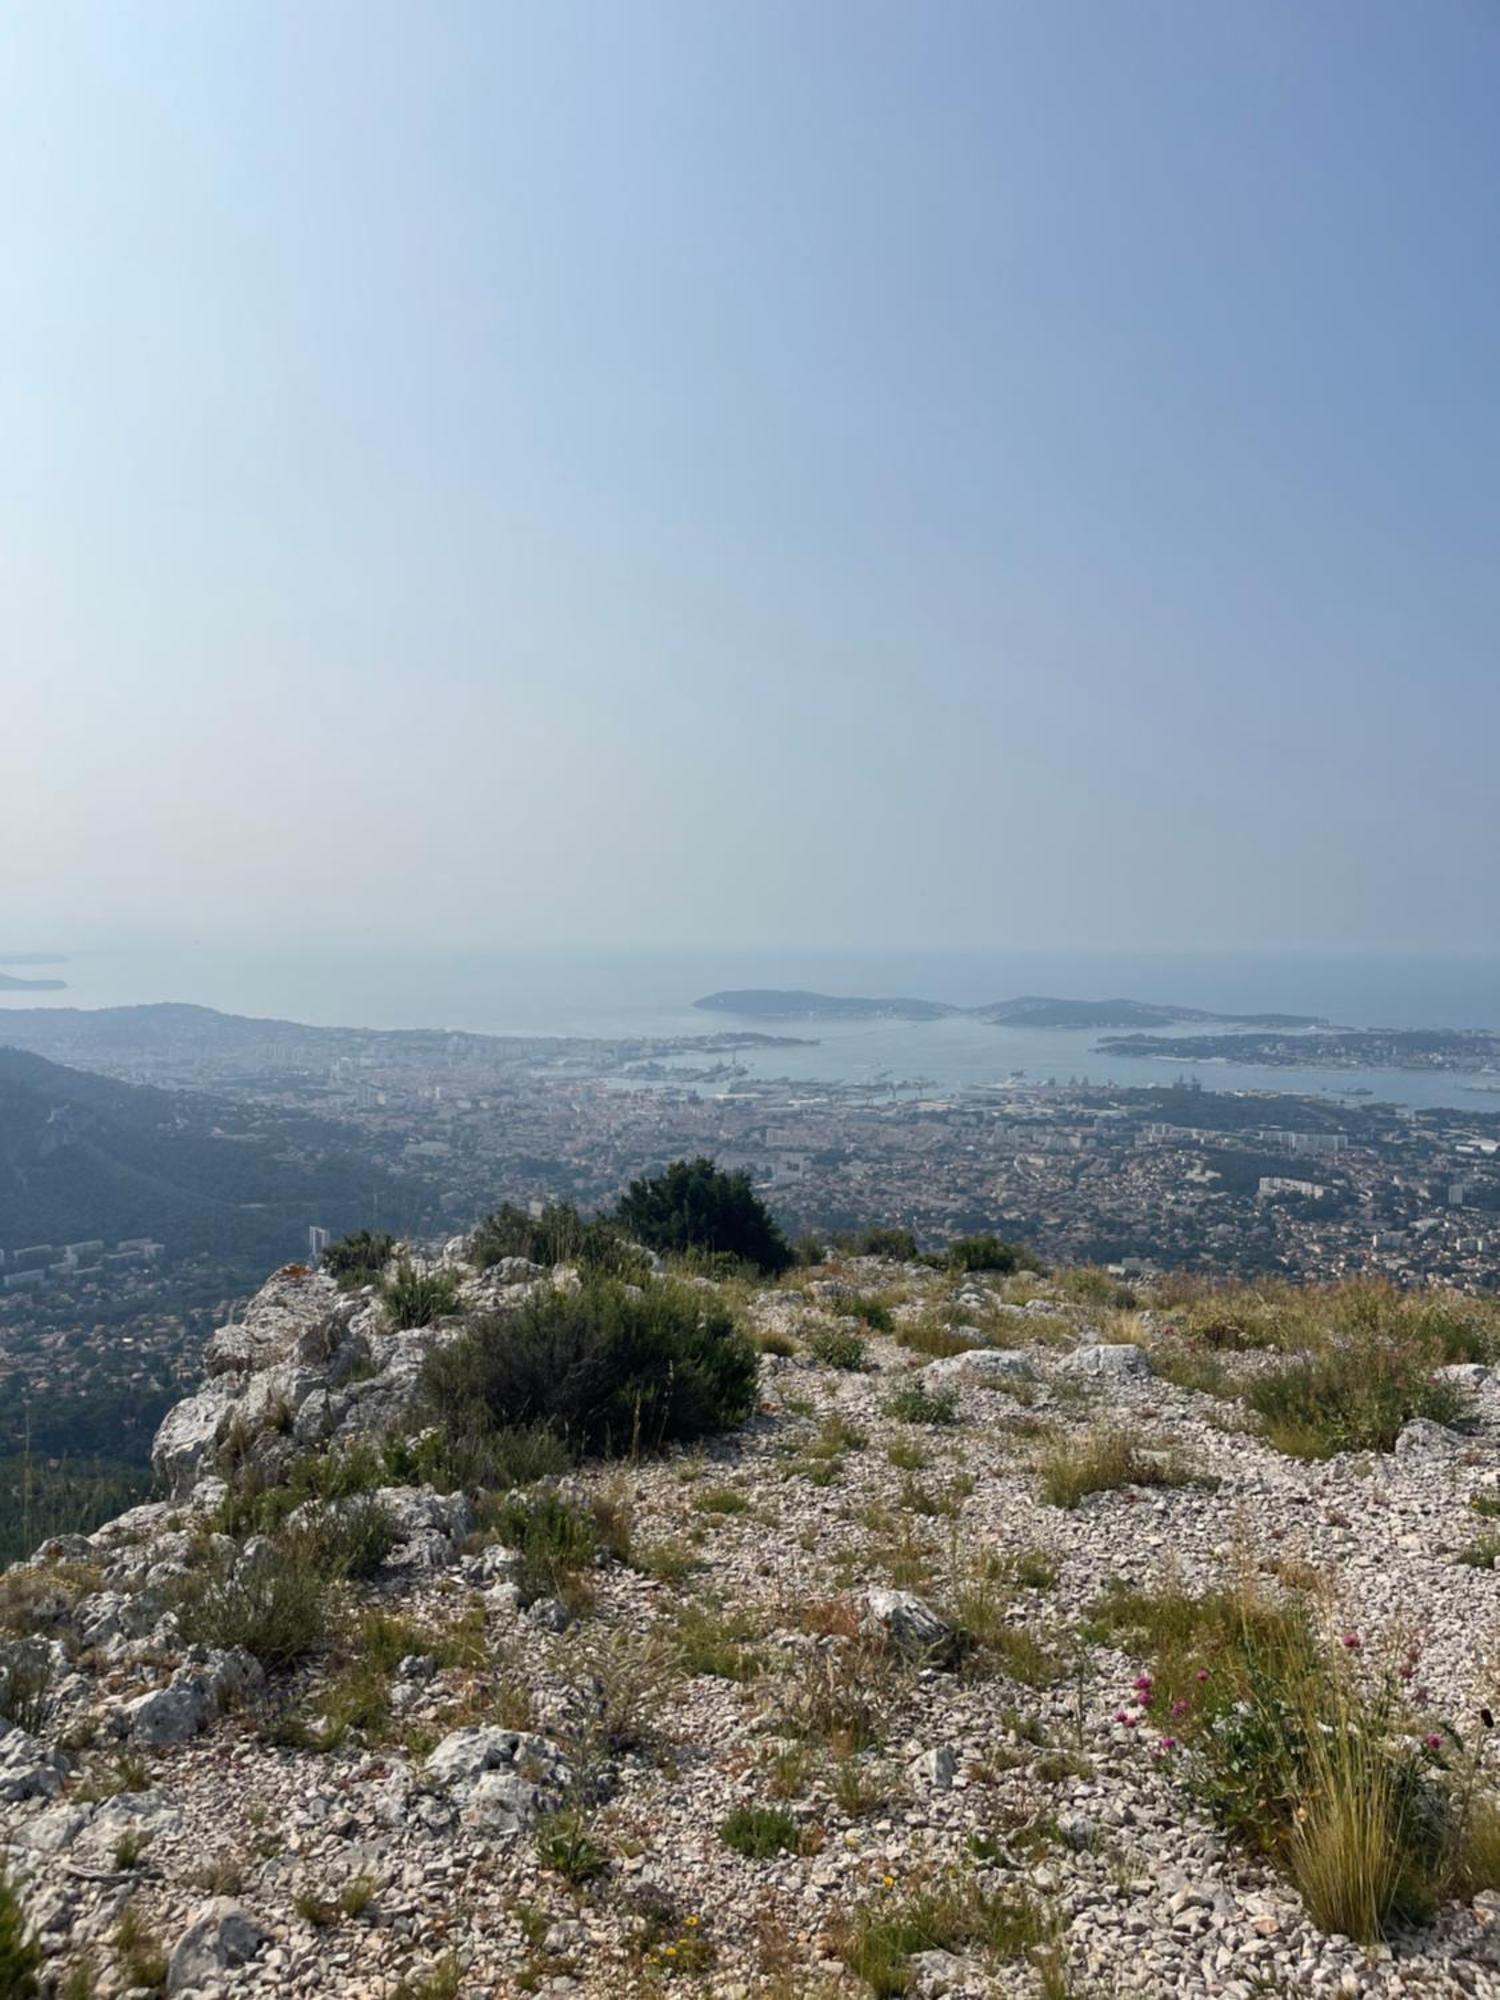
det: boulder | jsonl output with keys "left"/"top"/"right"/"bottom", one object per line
{"left": 166, "top": 1900, "right": 272, "bottom": 1993}
{"left": 1395, "top": 1417, "right": 1469, "bottom": 1460}
{"left": 923, "top": 1350, "right": 1035, "bottom": 1390}
{"left": 0, "top": 1720, "right": 66, "bottom": 1802}
{"left": 861, "top": 1590, "right": 957, "bottom": 1663}
{"left": 423, "top": 1726, "right": 570, "bottom": 1831}
{"left": 1058, "top": 1343, "right": 1153, "bottom": 1380}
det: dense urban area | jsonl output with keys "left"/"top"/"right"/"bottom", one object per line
{"left": 1, "top": 1001, "right": 1497, "bottom": 1552}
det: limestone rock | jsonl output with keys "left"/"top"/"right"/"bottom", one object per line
{"left": 166, "top": 1899, "right": 272, "bottom": 1992}
{"left": 1059, "top": 1342, "right": 1153, "bottom": 1380}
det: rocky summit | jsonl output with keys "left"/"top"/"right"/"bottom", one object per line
{"left": 5, "top": 1237, "right": 1500, "bottom": 1999}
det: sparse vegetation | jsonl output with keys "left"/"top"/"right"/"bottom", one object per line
{"left": 720, "top": 1805, "right": 799, "bottom": 1858}
{"left": 0, "top": 1865, "right": 40, "bottom": 1999}
{"left": 320, "top": 1230, "right": 395, "bottom": 1288}
{"left": 381, "top": 1261, "right": 461, "bottom": 1330}
{"left": 1090, "top": 1576, "right": 1500, "bottom": 1940}
{"left": 1245, "top": 1344, "right": 1472, "bottom": 1459}
{"left": 423, "top": 1276, "right": 758, "bottom": 1461}
{"left": 1039, "top": 1428, "right": 1200, "bottom": 1509}
{"left": 883, "top": 1379, "right": 959, "bottom": 1426}
{"left": 834, "top": 1876, "right": 1053, "bottom": 1995}
{"left": 806, "top": 1325, "right": 868, "bottom": 1372}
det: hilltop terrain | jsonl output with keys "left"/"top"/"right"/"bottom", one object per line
{"left": 4, "top": 1223, "right": 1500, "bottom": 1998}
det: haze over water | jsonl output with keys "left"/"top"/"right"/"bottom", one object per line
{"left": 5, "top": 943, "right": 1498, "bottom": 1114}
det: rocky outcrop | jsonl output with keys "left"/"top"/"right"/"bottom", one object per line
{"left": 150, "top": 1258, "right": 540, "bottom": 1501}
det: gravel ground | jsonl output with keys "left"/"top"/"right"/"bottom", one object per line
{"left": 4, "top": 1256, "right": 1500, "bottom": 1998}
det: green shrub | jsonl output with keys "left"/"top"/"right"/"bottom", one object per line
{"left": 794, "top": 1233, "right": 827, "bottom": 1267}
{"left": 0, "top": 1647, "right": 56, "bottom": 1735}
{"left": 288, "top": 1495, "right": 398, "bottom": 1581}
{"left": 615, "top": 1157, "right": 792, "bottom": 1274}
{"left": 883, "top": 1381, "right": 960, "bottom": 1426}
{"left": 1089, "top": 1577, "right": 1500, "bottom": 1940}
{"left": 0, "top": 1865, "right": 40, "bottom": 1999}
{"left": 1246, "top": 1344, "right": 1473, "bottom": 1458}
{"left": 422, "top": 1278, "right": 758, "bottom": 1460}
{"left": 383, "top": 1423, "right": 571, "bottom": 1497}
{"left": 843, "top": 1226, "right": 918, "bottom": 1262}
{"left": 835, "top": 1878, "right": 1051, "bottom": 1995}
{"left": 381, "top": 1262, "right": 460, "bottom": 1330}
{"left": 490, "top": 1488, "right": 600, "bottom": 1607}
{"left": 848, "top": 1295, "right": 894, "bottom": 1333}
{"left": 719, "top": 1805, "right": 799, "bottom": 1858}
{"left": 174, "top": 1545, "right": 329, "bottom": 1669}
{"left": 470, "top": 1202, "right": 649, "bottom": 1278}
{"left": 535, "top": 1809, "right": 608, "bottom": 1884}
{"left": 946, "top": 1235, "right": 1036, "bottom": 1274}
{"left": 212, "top": 1441, "right": 390, "bottom": 1540}
{"left": 320, "top": 1230, "right": 395, "bottom": 1288}
{"left": 806, "top": 1325, "right": 868, "bottom": 1372}
{"left": 1039, "top": 1428, "right": 1199, "bottom": 1509}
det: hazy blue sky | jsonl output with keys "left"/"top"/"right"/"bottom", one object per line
{"left": 5, "top": 2, "right": 1497, "bottom": 957}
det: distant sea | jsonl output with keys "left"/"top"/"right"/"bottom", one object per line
{"left": 3, "top": 945, "right": 1499, "bottom": 1115}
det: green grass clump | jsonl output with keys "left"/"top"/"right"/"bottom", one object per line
{"left": 719, "top": 1805, "right": 799, "bottom": 1858}
{"left": 0, "top": 1865, "right": 40, "bottom": 1998}
{"left": 835, "top": 1878, "right": 1052, "bottom": 1995}
{"left": 848, "top": 1295, "right": 895, "bottom": 1333}
{"left": 1456, "top": 1534, "right": 1500, "bottom": 1572}
{"left": 806, "top": 1325, "right": 869, "bottom": 1372}
{"left": 1089, "top": 1576, "right": 1500, "bottom": 1941}
{"left": 381, "top": 1262, "right": 461, "bottom": 1330}
{"left": 320, "top": 1230, "right": 395, "bottom": 1288}
{"left": 1246, "top": 1344, "right": 1472, "bottom": 1458}
{"left": 883, "top": 1380, "right": 960, "bottom": 1426}
{"left": 1038, "top": 1428, "right": 1199, "bottom": 1509}
{"left": 672, "top": 1602, "right": 764, "bottom": 1681}
{"left": 423, "top": 1277, "right": 758, "bottom": 1460}
{"left": 535, "top": 1810, "right": 608, "bottom": 1884}
{"left": 490, "top": 1487, "right": 601, "bottom": 1608}
{"left": 174, "top": 1543, "right": 330, "bottom": 1669}
{"left": 946, "top": 1235, "right": 1038, "bottom": 1274}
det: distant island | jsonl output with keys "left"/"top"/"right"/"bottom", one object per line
{"left": 1100, "top": 1027, "right": 1500, "bottom": 1075}
{"left": 694, "top": 989, "right": 1327, "bottom": 1030}
{"left": 0, "top": 970, "right": 67, "bottom": 992}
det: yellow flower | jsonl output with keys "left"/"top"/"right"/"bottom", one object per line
{"left": 684, "top": 1916, "right": 699, "bottom": 1927}
{"left": 882, "top": 1874, "right": 895, "bottom": 1890}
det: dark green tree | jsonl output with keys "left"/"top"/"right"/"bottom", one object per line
{"left": 614, "top": 1157, "right": 792, "bottom": 1274}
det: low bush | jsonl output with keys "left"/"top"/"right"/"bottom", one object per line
{"left": 840, "top": 1226, "right": 919, "bottom": 1262}
{"left": 490, "top": 1488, "right": 601, "bottom": 1608}
{"left": 423, "top": 1277, "right": 758, "bottom": 1460}
{"left": 1038, "top": 1428, "right": 1199, "bottom": 1509}
{"left": 883, "top": 1380, "right": 960, "bottom": 1426}
{"left": 535, "top": 1809, "right": 608, "bottom": 1884}
{"left": 1246, "top": 1344, "right": 1472, "bottom": 1458}
{"left": 381, "top": 1262, "right": 460, "bottom": 1330}
{"left": 946, "top": 1235, "right": 1038, "bottom": 1274}
{"left": 719, "top": 1805, "right": 799, "bottom": 1858}
{"left": 834, "top": 1876, "right": 1052, "bottom": 1995}
{"left": 470, "top": 1201, "right": 649, "bottom": 1279}
{"left": 1090, "top": 1577, "right": 1500, "bottom": 1941}
{"left": 806, "top": 1326, "right": 868, "bottom": 1372}
{"left": 848, "top": 1295, "right": 894, "bottom": 1333}
{"left": 174, "top": 1543, "right": 330, "bottom": 1669}
{"left": 320, "top": 1230, "right": 395, "bottom": 1288}
{"left": 0, "top": 1646, "right": 56, "bottom": 1735}
{"left": 383, "top": 1423, "right": 571, "bottom": 1498}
